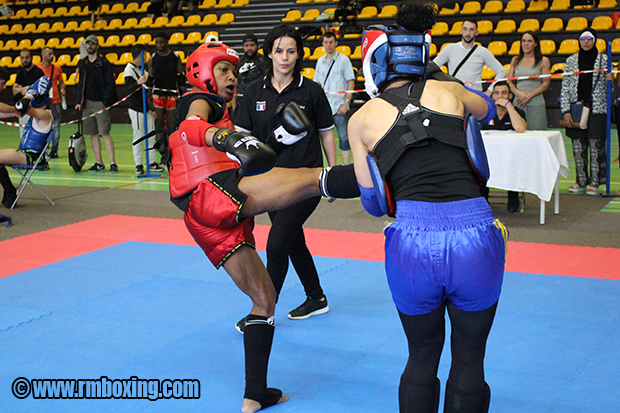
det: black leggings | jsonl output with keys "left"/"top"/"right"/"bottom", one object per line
{"left": 266, "top": 196, "right": 323, "bottom": 300}
{"left": 398, "top": 301, "right": 498, "bottom": 393}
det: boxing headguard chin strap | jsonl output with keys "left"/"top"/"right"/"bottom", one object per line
{"left": 362, "top": 26, "right": 432, "bottom": 98}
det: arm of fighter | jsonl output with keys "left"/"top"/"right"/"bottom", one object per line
{"left": 462, "top": 85, "right": 497, "bottom": 123}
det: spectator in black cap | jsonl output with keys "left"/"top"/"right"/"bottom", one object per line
{"left": 232, "top": 33, "right": 266, "bottom": 117}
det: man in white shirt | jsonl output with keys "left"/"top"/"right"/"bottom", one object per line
{"left": 433, "top": 19, "right": 506, "bottom": 92}
{"left": 313, "top": 32, "right": 355, "bottom": 164}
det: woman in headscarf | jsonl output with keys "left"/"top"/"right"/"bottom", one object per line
{"left": 560, "top": 28, "right": 608, "bottom": 196}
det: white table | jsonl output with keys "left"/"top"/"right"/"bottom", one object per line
{"left": 481, "top": 130, "right": 570, "bottom": 225}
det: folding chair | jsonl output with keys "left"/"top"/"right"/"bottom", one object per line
{"left": 8, "top": 134, "right": 55, "bottom": 209}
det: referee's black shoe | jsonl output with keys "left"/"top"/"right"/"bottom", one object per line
{"left": 288, "top": 296, "right": 329, "bottom": 320}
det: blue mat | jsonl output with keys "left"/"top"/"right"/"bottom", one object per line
{"left": 1, "top": 241, "right": 619, "bottom": 412}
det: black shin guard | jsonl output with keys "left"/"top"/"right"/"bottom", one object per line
{"left": 0, "top": 166, "right": 14, "bottom": 192}
{"left": 444, "top": 382, "right": 490, "bottom": 413}
{"left": 243, "top": 314, "right": 276, "bottom": 402}
{"left": 399, "top": 377, "right": 440, "bottom": 413}
{"left": 319, "top": 164, "right": 360, "bottom": 199}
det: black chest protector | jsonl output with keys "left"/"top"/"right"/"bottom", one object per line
{"left": 372, "top": 81, "right": 467, "bottom": 178}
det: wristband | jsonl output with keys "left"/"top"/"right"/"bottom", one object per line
{"left": 504, "top": 101, "right": 511, "bottom": 108}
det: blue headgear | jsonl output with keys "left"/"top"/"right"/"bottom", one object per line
{"left": 26, "top": 76, "right": 52, "bottom": 109}
{"left": 362, "top": 25, "right": 432, "bottom": 98}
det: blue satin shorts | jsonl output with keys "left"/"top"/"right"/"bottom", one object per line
{"left": 384, "top": 197, "right": 508, "bottom": 316}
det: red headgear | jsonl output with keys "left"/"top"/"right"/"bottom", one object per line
{"left": 186, "top": 43, "right": 240, "bottom": 94}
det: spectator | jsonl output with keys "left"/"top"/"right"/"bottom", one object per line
{"left": 313, "top": 32, "right": 356, "bottom": 165}
{"left": 507, "top": 31, "right": 550, "bottom": 130}
{"left": 147, "top": 32, "right": 184, "bottom": 142}
{"left": 481, "top": 81, "right": 527, "bottom": 212}
{"left": 232, "top": 33, "right": 266, "bottom": 118}
{"left": 75, "top": 35, "right": 119, "bottom": 173}
{"left": 433, "top": 19, "right": 507, "bottom": 92}
{"left": 88, "top": 0, "right": 101, "bottom": 25}
{"left": 147, "top": 0, "right": 166, "bottom": 18}
{"left": 560, "top": 29, "right": 608, "bottom": 196}
{"left": 235, "top": 24, "right": 337, "bottom": 329}
{"left": 12, "top": 49, "right": 44, "bottom": 139}
{"left": 124, "top": 44, "right": 164, "bottom": 175}
{"left": 37, "top": 47, "right": 66, "bottom": 159}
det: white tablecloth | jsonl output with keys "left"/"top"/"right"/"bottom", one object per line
{"left": 482, "top": 130, "right": 569, "bottom": 202}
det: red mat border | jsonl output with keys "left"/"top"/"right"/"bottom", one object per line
{"left": 1, "top": 215, "right": 619, "bottom": 280}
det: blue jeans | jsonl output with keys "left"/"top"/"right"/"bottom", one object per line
{"left": 333, "top": 113, "right": 350, "bottom": 151}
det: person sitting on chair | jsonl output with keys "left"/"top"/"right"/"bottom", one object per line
{"left": 0, "top": 68, "right": 53, "bottom": 208}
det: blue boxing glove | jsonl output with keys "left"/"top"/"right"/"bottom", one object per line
{"left": 464, "top": 86, "right": 497, "bottom": 124}
{"left": 359, "top": 183, "right": 385, "bottom": 217}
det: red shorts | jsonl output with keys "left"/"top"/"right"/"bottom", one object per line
{"left": 152, "top": 94, "right": 177, "bottom": 110}
{"left": 184, "top": 170, "right": 255, "bottom": 268}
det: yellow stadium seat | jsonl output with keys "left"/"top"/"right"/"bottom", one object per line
{"left": 8, "top": 56, "right": 22, "bottom": 68}
{"left": 527, "top": 0, "right": 548, "bottom": 11}
{"left": 215, "top": 13, "right": 234, "bottom": 24}
{"left": 504, "top": 0, "right": 525, "bottom": 12}
{"left": 551, "top": 63, "right": 565, "bottom": 73}
{"left": 574, "top": 3, "right": 594, "bottom": 9}
{"left": 481, "top": 65, "right": 495, "bottom": 80}
{"left": 488, "top": 41, "right": 507, "bottom": 56}
{"left": 64, "top": 72, "right": 78, "bottom": 86}
{"left": 508, "top": 40, "right": 520, "bottom": 55}
{"left": 432, "top": 22, "right": 449, "bottom": 36}
{"left": 119, "top": 17, "right": 137, "bottom": 30}
{"left": 60, "top": 21, "right": 78, "bottom": 32}
{"left": 439, "top": 3, "right": 460, "bottom": 14}
{"left": 540, "top": 39, "right": 556, "bottom": 54}
{"left": 214, "top": 0, "right": 232, "bottom": 7}
{"left": 0, "top": 56, "right": 12, "bottom": 66}
{"left": 300, "top": 9, "right": 320, "bottom": 21}
{"left": 181, "top": 32, "right": 202, "bottom": 44}
{"left": 92, "top": 19, "right": 107, "bottom": 30}
{"left": 449, "top": 21, "right": 463, "bottom": 35}
{"left": 32, "top": 55, "right": 41, "bottom": 65}
{"left": 107, "top": 3, "right": 125, "bottom": 14}
{"left": 343, "top": 33, "right": 363, "bottom": 39}
{"left": 336, "top": 45, "right": 351, "bottom": 57}
{"left": 482, "top": 0, "right": 503, "bottom": 13}
{"left": 56, "top": 54, "right": 72, "bottom": 66}
{"left": 430, "top": 43, "right": 437, "bottom": 57}
{"left": 310, "top": 46, "right": 326, "bottom": 60}
{"left": 495, "top": 19, "right": 516, "bottom": 34}
{"left": 70, "top": 37, "right": 85, "bottom": 50}
{"left": 301, "top": 67, "right": 315, "bottom": 79}
{"left": 5, "top": 73, "right": 17, "bottom": 87}
{"left": 22, "top": 23, "right": 36, "bottom": 34}
{"left": 282, "top": 10, "right": 302, "bottom": 22}
{"left": 137, "top": 2, "right": 151, "bottom": 13}
{"left": 136, "top": 17, "right": 153, "bottom": 28}
{"left": 598, "top": 0, "right": 617, "bottom": 7}
{"left": 202, "top": 31, "right": 219, "bottom": 42}
{"left": 351, "top": 45, "right": 362, "bottom": 59}
{"left": 40, "top": 7, "right": 54, "bottom": 17}
{"left": 596, "top": 38, "right": 606, "bottom": 53}
{"left": 28, "top": 38, "right": 46, "bottom": 50}
{"left": 57, "top": 37, "right": 75, "bottom": 49}
{"left": 199, "top": 0, "right": 217, "bottom": 9}
{"left": 51, "top": 6, "right": 68, "bottom": 18}
{"left": 461, "top": 1, "right": 481, "bottom": 14}
{"left": 118, "top": 34, "right": 136, "bottom": 47}
{"left": 168, "top": 32, "right": 185, "bottom": 45}
{"left": 16, "top": 38, "right": 32, "bottom": 50}
{"left": 102, "top": 35, "right": 119, "bottom": 48}
{"left": 377, "top": 5, "right": 397, "bottom": 18}
{"left": 77, "top": 21, "right": 93, "bottom": 31}
{"left": 12, "top": 9, "right": 28, "bottom": 19}
{"left": 104, "top": 18, "right": 122, "bottom": 31}
{"left": 175, "top": 50, "right": 187, "bottom": 63}
{"left": 565, "top": 17, "right": 587, "bottom": 31}
{"left": 182, "top": 15, "right": 202, "bottom": 26}
{"left": 549, "top": 0, "right": 569, "bottom": 9}
{"left": 232, "top": 0, "right": 250, "bottom": 8}
{"left": 105, "top": 52, "right": 118, "bottom": 64}
{"left": 0, "top": 25, "right": 8, "bottom": 35}
{"left": 358, "top": 6, "right": 378, "bottom": 18}
{"left": 117, "top": 52, "right": 133, "bottom": 66}
{"left": 477, "top": 20, "right": 493, "bottom": 35}
{"left": 199, "top": 14, "right": 218, "bottom": 25}
{"left": 558, "top": 39, "right": 579, "bottom": 54}
{"left": 122, "top": 2, "right": 140, "bottom": 13}
{"left": 115, "top": 72, "right": 125, "bottom": 85}
{"left": 7, "top": 24, "right": 23, "bottom": 35}
{"left": 591, "top": 16, "right": 612, "bottom": 31}
{"left": 46, "top": 38, "right": 60, "bottom": 49}
{"left": 541, "top": 18, "right": 563, "bottom": 32}
{"left": 167, "top": 15, "right": 185, "bottom": 27}
{"left": 611, "top": 38, "right": 620, "bottom": 54}
{"left": 137, "top": 34, "right": 153, "bottom": 45}
{"left": 151, "top": 16, "right": 169, "bottom": 28}
{"left": 66, "top": 6, "right": 82, "bottom": 16}
{"left": 26, "top": 8, "right": 41, "bottom": 19}
{"left": 0, "top": 39, "right": 18, "bottom": 51}
{"left": 46, "top": 22, "right": 64, "bottom": 33}
{"left": 296, "top": 0, "right": 312, "bottom": 3}
{"left": 518, "top": 18, "right": 540, "bottom": 33}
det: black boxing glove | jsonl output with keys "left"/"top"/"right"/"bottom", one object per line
{"left": 212, "top": 128, "right": 277, "bottom": 177}
{"left": 266, "top": 102, "right": 312, "bottom": 154}
{"left": 15, "top": 98, "right": 31, "bottom": 116}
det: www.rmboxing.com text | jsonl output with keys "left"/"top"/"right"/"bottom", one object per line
{"left": 12, "top": 376, "right": 200, "bottom": 401}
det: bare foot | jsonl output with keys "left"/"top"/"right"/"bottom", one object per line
{"left": 241, "top": 395, "right": 289, "bottom": 413}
